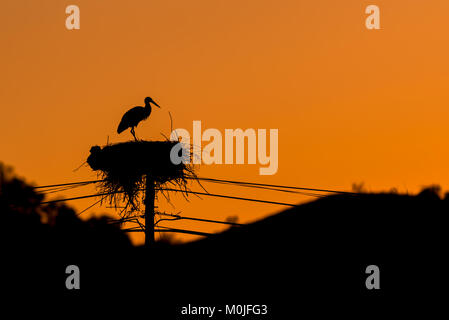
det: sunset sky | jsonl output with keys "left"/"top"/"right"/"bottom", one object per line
{"left": 2, "top": 0, "right": 449, "bottom": 243}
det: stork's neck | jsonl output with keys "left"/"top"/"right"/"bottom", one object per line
{"left": 144, "top": 102, "right": 152, "bottom": 116}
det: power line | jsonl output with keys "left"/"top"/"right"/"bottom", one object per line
{"left": 157, "top": 212, "right": 243, "bottom": 226}
{"left": 77, "top": 196, "right": 106, "bottom": 216}
{"left": 107, "top": 212, "right": 243, "bottom": 228}
{"left": 33, "top": 180, "right": 101, "bottom": 190}
{"left": 32, "top": 177, "right": 357, "bottom": 238}
{"left": 37, "top": 183, "right": 91, "bottom": 195}
{"left": 40, "top": 191, "right": 122, "bottom": 204}
{"left": 189, "top": 176, "right": 356, "bottom": 195}
{"left": 123, "top": 227, "right": 212, "bottom": 237}
{"left": 157, "top": 188, "right": 298, "bottom": 206}
{"left": 40, "top": 188, "right": 297, "bottom": 206}
{"left": 32, "top": 177, "right": 356, "bottom": 196}
{"left": 192, "top": 178, "right": 323, "bottom": 196}
{"left": 157, "top": 227, "right": 212, "bottom": 237}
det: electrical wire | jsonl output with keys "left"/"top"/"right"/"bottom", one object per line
{"left": 188, "top": 176, "right": 356, "bottom": 195}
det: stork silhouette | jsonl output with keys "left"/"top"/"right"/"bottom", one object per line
{"left": 117, "top": 97, "right": 161, "bottom": 141}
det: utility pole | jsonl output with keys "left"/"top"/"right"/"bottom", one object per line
{"left": 144, "top": 175, "right": 155, "bottom": 247}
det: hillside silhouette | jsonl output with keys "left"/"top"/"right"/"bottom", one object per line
{"left": 152, "top": 189, "right": 448, "bottom": 316}
{"left": 1, "top": 162, "right": 447, "bottom": 316}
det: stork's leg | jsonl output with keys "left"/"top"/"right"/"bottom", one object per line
{"left": 131, "top": 127, "right": 138, "bottom": 141}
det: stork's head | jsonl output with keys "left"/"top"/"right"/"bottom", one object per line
{"left": 145, "top": 97, "right": 161, "bottom": 108}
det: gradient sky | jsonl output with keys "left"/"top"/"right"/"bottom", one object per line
{"left": 2, "top": 0, "right": 449, "bottom": 243}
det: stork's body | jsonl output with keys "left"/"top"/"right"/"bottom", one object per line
{"left": 117, "top": 97, "right": 161, "bottom": 141}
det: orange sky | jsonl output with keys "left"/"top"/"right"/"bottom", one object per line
{"left": 2, "top": 0, "right": 449, "bottom": 244}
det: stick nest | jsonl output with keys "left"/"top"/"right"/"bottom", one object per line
{"left": 87, "top": 140, "right": 195, "bottom": 216}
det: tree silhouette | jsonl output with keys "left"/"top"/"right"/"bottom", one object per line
{"left": 0, "top": 162, "right": 132, "bottom": 251}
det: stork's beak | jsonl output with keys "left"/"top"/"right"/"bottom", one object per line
{"left": 152, "top": 101, "right": 161, "bottom": 108}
